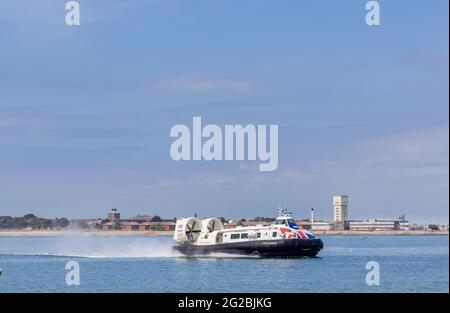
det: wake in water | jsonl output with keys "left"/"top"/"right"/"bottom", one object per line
{"left": 53, "top": 236, "right": 181, "bottom": 258}
{"left": 7, "top": 251, "right": 261, "bottom": 259}
{"left": 0, "top": 235, "right": 260, "bottom": 259}
{"left": 0, "top": 235, "right": 176, "bottom": 258}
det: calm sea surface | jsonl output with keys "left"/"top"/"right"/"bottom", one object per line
{"left": 0, "top": 235, "right": 448, "bottom": 292}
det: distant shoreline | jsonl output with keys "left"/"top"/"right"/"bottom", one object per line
{"left": 0, "top": 230, "right": 174, "bottom": 237}
{"left": 312, "top": 230, "right": 449, "bottom": 236}
{"left": 0, "top": 229, "right": 447, "bottom": 237}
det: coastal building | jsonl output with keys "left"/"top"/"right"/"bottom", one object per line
{"left": 399, "top": 220, "right": 410, "bottom": 231}
{"left": 348, "top": 219, "right": 401, "bottom": 231}
{"left": 398, "top": 215, "right": 410, "bottom": 230}
{"left": 69, "top": 218, "right": 101, "bottom": 229}
{"left": 121, "top": 221, "right": 140, "bottom": 231}
{"left": 133, "top": 214, "right": 155, "bottom": 222}
{"left": 102, "top": 222, "right": 115, "bottom": 231}
{"left": 297, "top": 220, "right": 312, "bottom": 230}
{"left": 154, "top": 221, "right": 176, "bottom": 231}
{"left": 108, "top": 208, "right": 121, "bottom": 221}
{"left": 311, "top": 221, "right": 332, "bottom": 231}
{"left": 333, "top": 195, "right": 348, "bottom": 222}
{"left": 100, "top": 208, "right": 176, "bottom": 231}
{"left": 307, "top": 208, "right": 332, "bottom": 230}
{"left": 118, "top": 221, "right": 176, "bottom": 231}
{"left": 137, "top": 222, "right": 152, "bottom": 231}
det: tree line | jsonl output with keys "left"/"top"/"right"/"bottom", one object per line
{"left": 0, "top": 214, "right": 69, "bottom": 230}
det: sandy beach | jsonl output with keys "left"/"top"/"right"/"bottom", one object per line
{"left": 0, "top": 229, "right": 447, "bottom": 237}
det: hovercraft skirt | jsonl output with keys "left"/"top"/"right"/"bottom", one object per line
{"left": 173, "top": 238, "right": 323, "bottom": 257}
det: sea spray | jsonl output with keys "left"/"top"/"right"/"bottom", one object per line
{"left": 0, "top": 235, "right": 178, "bottom": 258}
{"left": 0, "top": 235, "right": 265, "bottom": 259}
{"left": 52, "top": 235, "right": 177, "bottom": 258}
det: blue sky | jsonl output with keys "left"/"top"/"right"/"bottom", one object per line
{"left": 0, "top": 0, "right": 448, "bottom": 223}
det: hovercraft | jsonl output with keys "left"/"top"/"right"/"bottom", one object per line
{"left": 173, "top": 209, "right": 323, "bottom": 257}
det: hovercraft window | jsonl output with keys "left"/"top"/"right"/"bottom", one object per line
{"left": 241, "top": 233, "right": 248, "bottom": 239}
{"left": 256, "top": 232, "right": 261, "bottom": 238}
{"left": 272, "top": 232, "right": 277, "bottom": 237}
{"left": 286, "top": 219, "right": 298, "bottom": 227}
{"left": 230, "top": 234, "right": 240, "bottom": 240}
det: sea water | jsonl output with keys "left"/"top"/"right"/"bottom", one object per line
{"left": 0, "top": 235, "right": 448, "bottom": 292}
